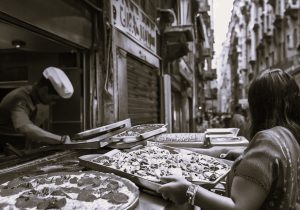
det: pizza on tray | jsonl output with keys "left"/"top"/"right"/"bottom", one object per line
{"left": 0, "top": 171, "right": 139, "bottom": 210}
{"left": 92, "top": 146, "right": 230, "bottom": 184}
{"left": 112, "top": 124, "right": 166, "bottom": 142}
{"left": 152, "top": 133, "right": 205, "bottom": 142}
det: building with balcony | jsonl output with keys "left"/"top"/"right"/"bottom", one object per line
{"left": 156, "top": 0, "right": 214, "bottom": 132}
{"left": 218, "top": 0, "right": 300, "bottom": 112}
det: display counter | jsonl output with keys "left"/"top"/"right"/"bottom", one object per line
{"left": 0, "top": 130, "right": 248, "bottom": 209}
{"left": 0, "top": 150, "right": 198, "bottom": 210}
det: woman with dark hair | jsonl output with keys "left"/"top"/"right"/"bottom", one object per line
{"left": 158, "top": 69, "right": 300, "bottom": 210}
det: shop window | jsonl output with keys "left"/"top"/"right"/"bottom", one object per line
{"left": 0, "top": 53, "right": 28, "bottom": 82}
{"left": 294, "top": 28, "right": 298, "bottom": 49}
{"left": 58, "top": 53, "right": 78, "bottom": 68}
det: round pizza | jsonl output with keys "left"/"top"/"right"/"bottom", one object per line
{"left": 0, "top": 171, "right": 139, "bottom": 210}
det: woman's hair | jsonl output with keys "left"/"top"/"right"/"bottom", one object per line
{"left": 248, "top": 68, "right": 300, "bottom": 143}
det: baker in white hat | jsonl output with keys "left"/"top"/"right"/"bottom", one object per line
{"left": 0, "top": 67, "right": 74, "bottom": 151}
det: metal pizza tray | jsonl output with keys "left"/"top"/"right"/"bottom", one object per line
{"left": 148, "top": 133, "right": 249, "bottom": 147}
{"left": 79, "top": 152, "right": 162, "bottom": 192}
{"left": 78, "top": 145, "right": 232, "bottom": 192}
{"left": 152, "top": 133, "right": 205, "bottom": 142}
{"left": 147, "top": 133, "right": 205, "bottom": 148}
{"left": 209, "top": 136, "right": 249, "bottom": 146}
{"left": 205, "top": 128, "right": 239, "bottom": 138}
{"left": 107, "top": 140, "right": 147, "bottom": 149}
{"left": 109, "top": 124, "right": 167, "bottom": 143}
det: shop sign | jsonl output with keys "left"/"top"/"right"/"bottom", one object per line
{"left": 111, "top": 0, "right": 157, "bottom": 53}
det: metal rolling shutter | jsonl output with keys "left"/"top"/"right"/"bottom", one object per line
{"left": 127, "top": 56, "right": 160, "bottom": 125}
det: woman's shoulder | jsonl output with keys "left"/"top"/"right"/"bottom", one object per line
{"left": 250, "top": 126, "right": 297, "bottom": 155}
{"left": 253, "top": 126, "right": 291, "bottom": 141}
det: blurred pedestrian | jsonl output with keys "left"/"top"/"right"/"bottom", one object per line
{"left": 230, "top": 104, "right": 247, "bottom": 137}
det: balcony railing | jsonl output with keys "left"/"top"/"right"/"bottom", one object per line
{"left": 201, "top": 69, "right": 217, "bottom": 81}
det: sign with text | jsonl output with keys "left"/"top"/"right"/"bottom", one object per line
{"left": 111, "top": 0, "right": 158, "bottom": 53}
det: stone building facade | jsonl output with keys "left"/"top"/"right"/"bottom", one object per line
{"left": 218, "top": 0, "right": 300, "bottom": 112}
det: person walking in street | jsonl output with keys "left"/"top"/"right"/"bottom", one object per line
{"left": 230, "top": 104, "right": 247, "bottom": 137}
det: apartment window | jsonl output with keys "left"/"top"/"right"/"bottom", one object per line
{"left": 259, "top": 51, "right": 263, "bottom": 66}
{"left": 294, "top": 29, "right": 298, "bottom": 48}
{"left": 266, "top": 15, "right": 269, "bottom": 30}
{"left": 273, "top": 29, "right": 277, "bottom": 44}
{"left": 283, "top": 42, "right": 286, "bottom": 59}
{"left": 287, "top": 34, "right": 292, "bottom": 49}
{"left": 275, "top": 0, "right": 281, "bottom": 14}
{"left": 278, "top": 43, "right": 282, "bottom": 62}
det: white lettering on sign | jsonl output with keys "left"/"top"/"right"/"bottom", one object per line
{"left": 111, "top": 0, "right": 157, "bottom": 53}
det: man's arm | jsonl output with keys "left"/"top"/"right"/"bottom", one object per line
{"left": 11, "top": 100, "right": 64, "bottom": 144}
{"left": 17, "top": 124, "right": 63, "bottom": 144}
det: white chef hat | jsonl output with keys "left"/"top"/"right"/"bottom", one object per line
{"left": 42, "top": 67, "right": 74, "bottom": 99}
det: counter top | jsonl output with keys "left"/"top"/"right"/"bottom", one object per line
{"left": 0, "top": 144, "right": 246, "bottom": 210}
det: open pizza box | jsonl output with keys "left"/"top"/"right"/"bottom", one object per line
{"left": 60, "top": 118, "right": 167, "bottom": 149}
{"left": 79, "top": 145, "right": 233, "bottom": 193}
{"left": 6, "top": 119, "right": 167, "bottom": 157}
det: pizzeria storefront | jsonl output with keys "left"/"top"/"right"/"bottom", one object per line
{"left": 108, "top": 0, "right": 162, "bottom": 126}
{"left": 0, "top": 119, "right": 248, "bottom": 209}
